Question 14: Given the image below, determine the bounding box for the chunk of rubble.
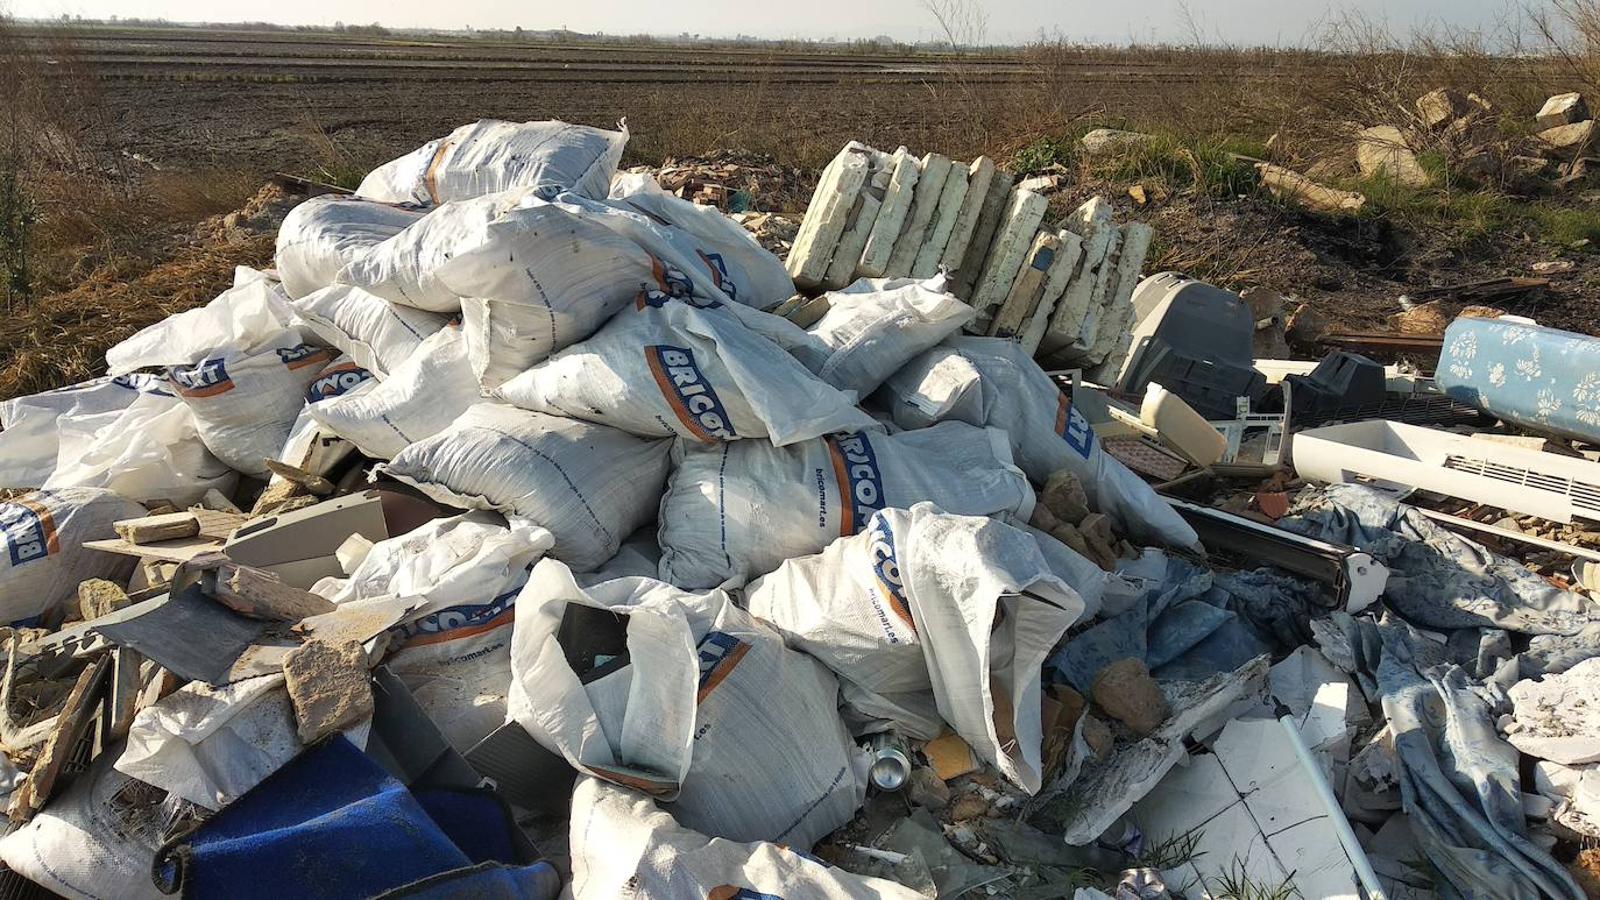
[283,638,373,744]
[1037,655,1269,845]
[1538,92,1591,131]
[1355,126,1429,186]
[1080,128,1157,157]
[1256,163,1367,214]
[1505,657,1600,765]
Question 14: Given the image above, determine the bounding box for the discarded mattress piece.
[1439,314,1600,446]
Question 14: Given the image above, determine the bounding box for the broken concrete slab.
[1417,87,1479,129]
[1086,222,1154,365]
[967,188,1048,331]
[1538,119,1598,158]
[939,157,997,273]
[1256,163,1367,214]
[1538,92,1590,131]
[788,142,873,289]
[1356,125,1430,187]
[206,563,337,622]
[858,150,921,278]
[1017,229,1083,355]
[986,230,1060,340]
[911,161,970,277]
[887,153,954,277]
[1038,197,1115,356]
[283,638,373,744]
[1041,655,1269,845]
[1506,657,1600,765]
[820,191,881,290]
[951,170,1015,299]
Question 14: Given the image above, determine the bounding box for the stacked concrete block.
[967,189,1049,331]
[786,142,874,290]
[790,140,1156,372]
[951,170,1016,298]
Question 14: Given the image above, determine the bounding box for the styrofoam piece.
[1018,230,1083,355]
[939,157,997,274]
[951,171,1016,299]
[857,150,921,278]
[967,189,1048,330]
[911,163,971,277]
[987,231,1061,340]
[886,153,954,277]
[1039,197,1116,355]
[787,143,872,289]
[1293,419,1600,523]
[820,192,882,290]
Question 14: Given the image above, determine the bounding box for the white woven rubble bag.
[336,189,526,313]
[291,284,449,377]
[745,503,1086,792]
[604,172,795,309]
[103,267,336,478]
[355,118,628,206]
[308,325,479,461]
[494,295,874,445]
[378,403,671,571]
[167,338,338,478]
[0,373,172,489]
[104,267,294,376]
[274,194,424,300]
[881,336,1202,551]
[658,421,1035,590]
[272,354,376,476]
[0,751,171,900]
[806,276,975,397]
[315,513,554,751]
[116,673,372,811]
[0,488,146,624]
[568,778,923,900]
[43,389,237,506]
[509,560,868,848]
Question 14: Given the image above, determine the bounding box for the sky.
[7,0,1522,46]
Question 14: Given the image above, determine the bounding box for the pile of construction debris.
[0,118,1594,900]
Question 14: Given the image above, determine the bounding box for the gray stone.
[1538,92,1590,131]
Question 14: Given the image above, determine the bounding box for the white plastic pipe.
[1278,714,1388,900]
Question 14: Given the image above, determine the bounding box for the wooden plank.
[9,654,109,823]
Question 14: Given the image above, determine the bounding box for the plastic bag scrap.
[608,172,795,310]
[508,559,868,849]
[494,295,875,445]
[1282,482,1600,635]
[0,487,147,624]
[274,194,424,300]
[568,777,922,900]
[291,284,450,378]
[317,514,555,750]
[658,421,1036,589]
[355,118,628,207]
[116,673,372,811]
[273,353,375,476]
[805,276,975,398]
[308,325,479,461]
[42,391,237,506]
[0,373,171,489]
[0,748,173,900]
[880,336,1201,551]
[378,403,671,572]
[745,503,1088,792]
